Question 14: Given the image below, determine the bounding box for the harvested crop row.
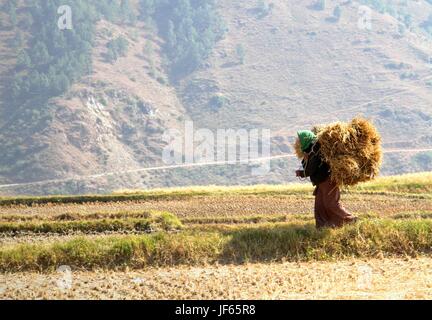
[2,219,432,272]
[3,212,432,248]
[0,186,311,207]
[3,210,432,225]
[0,212,182,234]
[0,211,155,222]
[0,232,148,247]
[1,193,430,220]
[1,172,430,207]
[0,212,301,224]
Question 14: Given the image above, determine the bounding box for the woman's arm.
[303,153,320,177]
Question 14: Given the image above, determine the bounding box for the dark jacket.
[301,142,330,186]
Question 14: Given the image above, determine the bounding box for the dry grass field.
[3,257,432,300]
[1,172,432,299]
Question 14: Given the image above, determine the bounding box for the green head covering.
[297,130,317,152]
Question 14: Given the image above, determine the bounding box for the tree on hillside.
[54,73,71,94]
[413,152,432,171]
[167,20,177,49]
[143,0,226,78]
[403,14,412,28]
[12,31,24,48]
[17,50,31,69]
[421,14,432,35]
[310,0,326,11]
[106,36,129,63]
[256,0,273,18]
[140,0,156,18]
[97,0,120,21]
[333,6,341,21]
[236,44,245,64]
[31,41,50,66]
[10,0,122,103]
[120,0,136,25]
[8,3,17,27]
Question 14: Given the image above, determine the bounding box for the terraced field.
[3,257,432,300]
[1,173,432,299]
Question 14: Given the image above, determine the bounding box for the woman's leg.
[314,184,329,228]
[321,178,357,227]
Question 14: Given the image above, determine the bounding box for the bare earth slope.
[182,0,432,143]
[1,1,432,194]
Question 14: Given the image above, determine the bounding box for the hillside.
[0,0,432,195]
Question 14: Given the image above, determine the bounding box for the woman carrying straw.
[295,130,357,229]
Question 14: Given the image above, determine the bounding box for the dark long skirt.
[313,178,357,228]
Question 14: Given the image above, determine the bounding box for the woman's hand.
[296,170,305,178]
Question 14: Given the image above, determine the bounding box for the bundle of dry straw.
[296,117,383,187]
